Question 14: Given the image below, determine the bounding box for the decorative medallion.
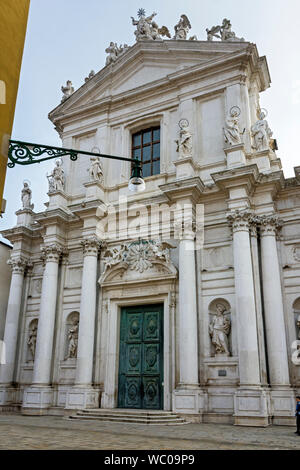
[129,347,139,368]
[146,346,157,368]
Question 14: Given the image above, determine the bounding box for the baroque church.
[1,11,300,426]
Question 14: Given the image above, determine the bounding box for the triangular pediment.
[49,39,255,121]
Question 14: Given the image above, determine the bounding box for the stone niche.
[204,298,238,386]
[58,311,79,384]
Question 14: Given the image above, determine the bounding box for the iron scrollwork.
[8,140,78,168]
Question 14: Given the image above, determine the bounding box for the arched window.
[132,126,160,177]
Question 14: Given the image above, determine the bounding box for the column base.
[233,387,271,427]
[0,385,17,405]
[22,386,54,415]
[270,387,296,424]
[65,386,100,410]
[172,386,205,415]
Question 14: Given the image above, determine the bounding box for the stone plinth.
[224,143,246,169]
[22,386,53,414]
[84,180,105,202]
[15,208,34,227]
[234,387,271,427]
[47,190,69,210]
[174,157,197,180]
[173,388,205,416]
[65,387,100,410]
[247,149,271,172]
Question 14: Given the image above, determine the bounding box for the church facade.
[1,12,300,426]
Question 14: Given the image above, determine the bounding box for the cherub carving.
[61,80,74,102]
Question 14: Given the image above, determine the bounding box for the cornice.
[1,225,41,243]
[34,208,78,225]
[211,164,259,193]
[159,176,205,203]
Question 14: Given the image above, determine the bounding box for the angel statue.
[223,107,245,146]
[131,9,170,41]
[206,19,244,42]
[131,9,157,40]
[89,155,103,182]
[150,21,171,40]
[173,14,192,40]
[61,80,74,103]
[251,109,273,152]
[206,25,221,41]
[209,303,231,356]
[21,182,34,210]
[175,119,192,158]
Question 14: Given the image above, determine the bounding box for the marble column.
[228,210,270,426]
[0,257,28,405]
[173,222,201,414]
[65,237,101,409]
[249,220,268,386]
[259,215,294,420]
[22,244,64,412]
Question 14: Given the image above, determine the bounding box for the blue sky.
[2,0,300,234]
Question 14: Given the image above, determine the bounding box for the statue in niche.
[209,303,231,356]
[297,315,300,339]
[67,319,79,359]
[173,14,191,40]
[61,80,74,103]
[47,159,65,192]
[175,119,192,158]
[251,109,273,152]
[89,155,103,182]
[27,323,38,360]
[223,106,245,146]
[131,9,170,41]
[21,182,34,210]
[206,18,244,42]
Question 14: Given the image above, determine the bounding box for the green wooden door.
[118,304,163,410]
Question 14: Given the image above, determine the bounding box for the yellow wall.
[0,0,30,211]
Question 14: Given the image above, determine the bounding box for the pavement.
[0,414,299,450]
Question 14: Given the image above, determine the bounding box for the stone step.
[67,408,188,425]
[77,410,179,419]
[68,414,187,425]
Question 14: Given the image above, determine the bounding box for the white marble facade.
[1,15,300,426]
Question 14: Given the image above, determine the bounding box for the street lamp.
[128,160,145,193]
[7,139,145,193]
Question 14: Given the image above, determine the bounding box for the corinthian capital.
[259,214,283,237]
[7,256,28,274]
[41,243,66,263]
[81,236,102,257]
[227,209,252,232]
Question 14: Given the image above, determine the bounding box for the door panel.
[118,304,163,409]
[125,377,142,408]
